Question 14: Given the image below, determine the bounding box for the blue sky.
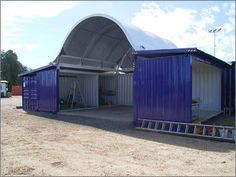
[1,1,235,69]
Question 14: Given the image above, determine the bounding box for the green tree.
[0,50,30,90]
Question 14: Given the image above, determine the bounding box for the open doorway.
[99,75,118,106]
[59,73,99,111]
[58,71,133,122]
[99,73,133,107]
[192,59,222,122]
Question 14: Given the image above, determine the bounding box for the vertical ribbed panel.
[79,75,98,107]
[99,74,133,106]
[192,59,221,111]
[99,75,117,105]
[22,75,38,111]
[222,62,235,110]
[118,73,133,105]
[59,74,98,107]
[37,69,58,113]
[22,77,29,110]
[133,55,192,124]
[59,76,76,101]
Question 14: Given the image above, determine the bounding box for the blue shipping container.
[22,68,58,113]
[22,75,38,111]
[37,69,58,113]
[133,54,192,125]
[222,61,235,113]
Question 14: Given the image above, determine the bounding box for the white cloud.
[24,43,41,52]
[226,2,235,16]
[223,3,228,9]
[131,2,235,62]
[223,23,234,33]
[1,1,79,52]
[1,1,79,22]
[1,27,24,41]
[1,43,41,52]
[211,5,220,13]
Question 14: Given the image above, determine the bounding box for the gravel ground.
[1,96,235,176]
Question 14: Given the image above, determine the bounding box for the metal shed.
[132,48,229,126]
[19,14,230,126]
[19,14,175,114]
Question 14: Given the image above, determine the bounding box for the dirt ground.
[1,96,235,176]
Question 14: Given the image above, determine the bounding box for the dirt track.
[1,96,235,176]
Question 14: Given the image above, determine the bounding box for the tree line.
[1,50,30,91]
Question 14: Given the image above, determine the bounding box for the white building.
[0,80,9,97]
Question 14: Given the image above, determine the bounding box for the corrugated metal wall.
[222,61,235,111]
[118,73,133,105]
[22,68,58,113]
[133,55,192,124]
[12,85,22,96]
[22,76,30,111]
[80,75,98,107]
[59,74,98,107]
[59,76,77,101]
[22,75,38,111]
[99,75,117,105]
[99,74,133,106]
[192,59,222,111]
[37,69,58,113]
[59,74,132,108]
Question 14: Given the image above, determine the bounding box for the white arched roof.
[57,14,176,70]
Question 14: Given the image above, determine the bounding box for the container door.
[29,76,38,111]
[133,54,192,124]
[37,69,58,113]
[22,75,38,111]
[22,76,30,111]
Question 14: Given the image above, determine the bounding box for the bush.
[7,92,12,97]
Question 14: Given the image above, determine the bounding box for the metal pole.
[214,32,216,56]
[209,28,222,56]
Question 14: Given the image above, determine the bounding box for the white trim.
[60,54,117,66]
[60,69,100,75]
[58,63,133,72]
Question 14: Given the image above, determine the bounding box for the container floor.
[194,110,223,123]
[58,105,133,122]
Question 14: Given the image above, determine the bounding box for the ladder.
[136,119,235,142]
[67,81,85,109]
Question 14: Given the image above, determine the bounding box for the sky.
[1,1,235,69]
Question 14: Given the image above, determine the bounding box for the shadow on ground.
[26,111,235,153]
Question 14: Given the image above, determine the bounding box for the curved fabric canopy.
[57,14,176,70]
